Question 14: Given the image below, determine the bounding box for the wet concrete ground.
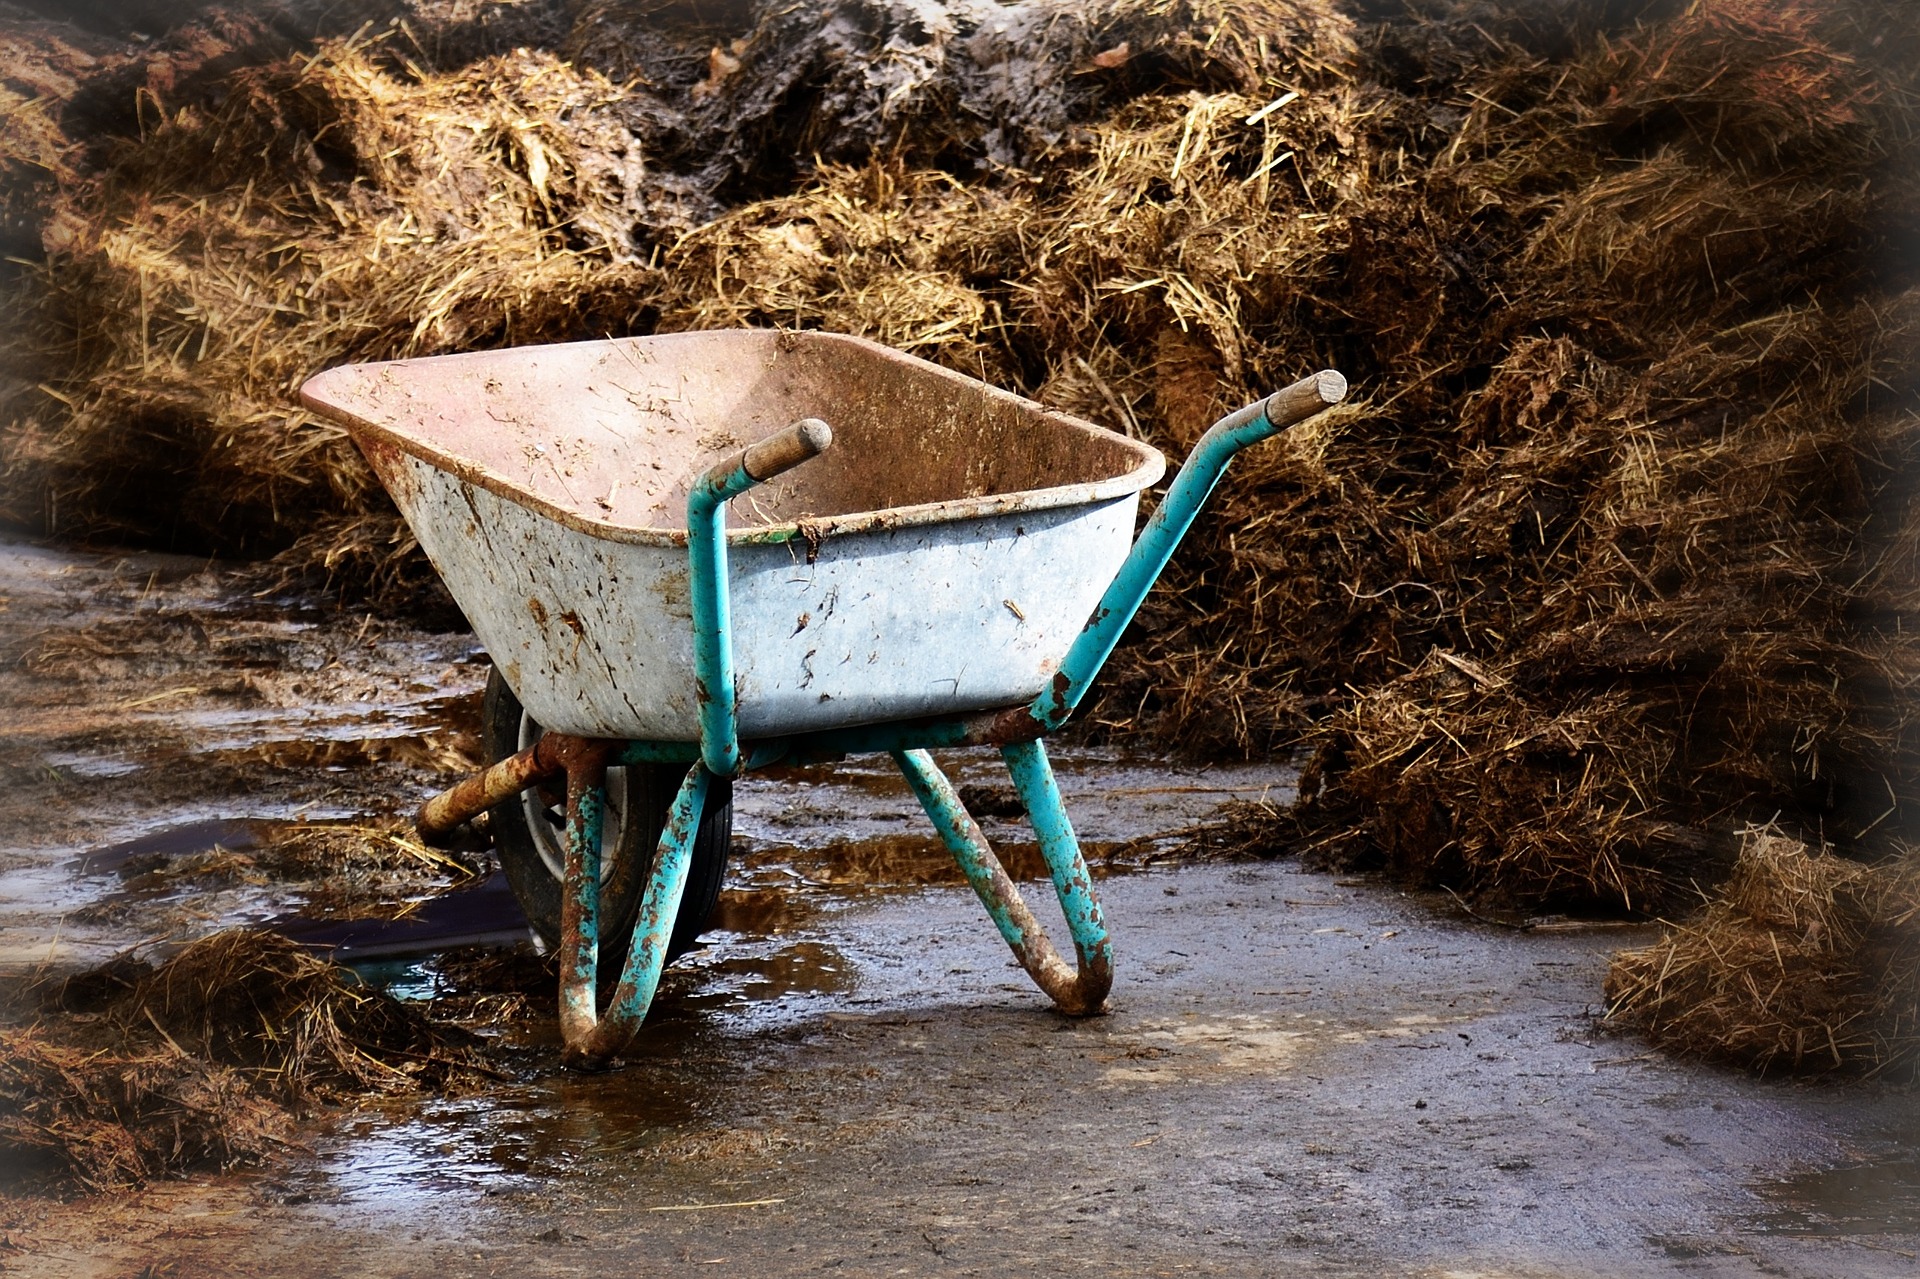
[1,538,1915,1276]
[253,870,1919,1279]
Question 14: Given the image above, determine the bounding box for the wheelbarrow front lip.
[299,330,1167,549]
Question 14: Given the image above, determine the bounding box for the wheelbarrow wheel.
[482,669,732,974]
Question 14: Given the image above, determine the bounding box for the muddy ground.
[0,535,1914,1278]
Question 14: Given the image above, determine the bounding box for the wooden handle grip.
[1262,369,1347,429]
[741,417,834,481]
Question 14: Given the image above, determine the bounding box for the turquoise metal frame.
[416,372,1347,1066]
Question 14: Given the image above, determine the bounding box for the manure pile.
[1,0,1916,1076]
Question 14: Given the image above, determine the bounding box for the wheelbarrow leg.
[893,744,1112,1016]
[558,758,712,1067]
[556,756,608,1048]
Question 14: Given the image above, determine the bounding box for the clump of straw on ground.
[1607,828,1920,1078]
[0,931,486,1191]
[91,819,483,918]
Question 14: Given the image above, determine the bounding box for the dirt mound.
[574,0,1355,184]
[0,930,487,1191]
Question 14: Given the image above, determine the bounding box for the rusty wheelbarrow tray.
[301,330,1346,1066]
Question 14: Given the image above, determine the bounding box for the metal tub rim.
[300,329,1167,549]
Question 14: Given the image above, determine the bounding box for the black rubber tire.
[482,668,731,972]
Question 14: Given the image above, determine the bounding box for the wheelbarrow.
[300,330,1346,1066]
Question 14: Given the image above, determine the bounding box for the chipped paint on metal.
[564,764,712,1067]
[303,329,1161,742]
[383,459,1138,742]
[557,749,609,1048]
[893,746,1110,1017]
[415,729,591,843]
[688,456,754,777]
[598,766,709,1028]
[1003,738,1111,987]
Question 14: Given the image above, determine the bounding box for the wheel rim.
[516,711,629,882]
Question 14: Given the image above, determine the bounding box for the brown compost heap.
[1,0,1916,1077]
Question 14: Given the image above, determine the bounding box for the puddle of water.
[707,884,827,935]
[312,966,847,1214]
[74,817,268,876]
[321,1065,748,1212]
[322,1102,549,1209]
[754,758,912,799]
[348,957,447,1002]
[1748,1149,1920,1237]
[40,751,144,779]
[271,870,532,961]
[672,939,856,1014]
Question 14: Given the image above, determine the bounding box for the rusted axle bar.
[415,732,613,845]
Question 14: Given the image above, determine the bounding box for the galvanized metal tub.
[301,329,1166,741]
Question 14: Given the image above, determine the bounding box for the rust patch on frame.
[415,730,615,845]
